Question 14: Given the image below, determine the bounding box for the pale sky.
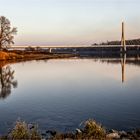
[0,0,140,46]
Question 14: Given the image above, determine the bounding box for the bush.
[9,120,41,140]
[83,119,106,139]
[51,119,106,140]
[0,119,107,140]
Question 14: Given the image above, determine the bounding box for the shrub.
[51,119,106,140]
[9,120,41,140]
[10,121,29,139]
[83,119,106,139]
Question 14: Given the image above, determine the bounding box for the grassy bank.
[0,119,140,140]
[0,51,22,60]
[0,120,106,140]
[0,51,75,62]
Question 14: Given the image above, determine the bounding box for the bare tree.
[0,16,17,50]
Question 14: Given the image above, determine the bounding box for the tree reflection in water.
[0,65,17,99]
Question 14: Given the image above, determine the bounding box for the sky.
[0,0,140,46]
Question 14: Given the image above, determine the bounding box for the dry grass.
[52,119,106,140]
[0,119,107,140]
[83,119,106,139]
[0,51,74,62]
[0,51,22,60]
[9,120,41,140]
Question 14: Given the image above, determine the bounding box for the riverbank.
[1,45,140,62]
[0,51,75,62]
[0,119,140,140]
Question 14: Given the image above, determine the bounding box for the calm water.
[0,58,140,134]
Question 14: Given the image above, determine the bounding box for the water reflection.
[120,54,140,83]
[0,58,140,134]
[0,64,17,100]
[96,55,140,83]
[121,54,126,83]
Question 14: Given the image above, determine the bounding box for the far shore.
[0,50,76,62]
[0,45,139,67]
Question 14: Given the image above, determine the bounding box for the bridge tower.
[121,22,126,52]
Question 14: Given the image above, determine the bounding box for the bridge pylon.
[121,22,126,52]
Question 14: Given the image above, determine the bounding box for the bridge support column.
[121,22,126,52]
[48,48,52,53]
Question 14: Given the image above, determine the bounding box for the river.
[0,58,140,134]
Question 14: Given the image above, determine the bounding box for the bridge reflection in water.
[0,55,139,100]
[120,54,140,83]
[90,54,140,83]
[121,54,126,83]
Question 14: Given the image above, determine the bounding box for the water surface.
[0,58,140,134]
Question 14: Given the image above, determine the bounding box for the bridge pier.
[48,48,52,53]
[121,22,126,52]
